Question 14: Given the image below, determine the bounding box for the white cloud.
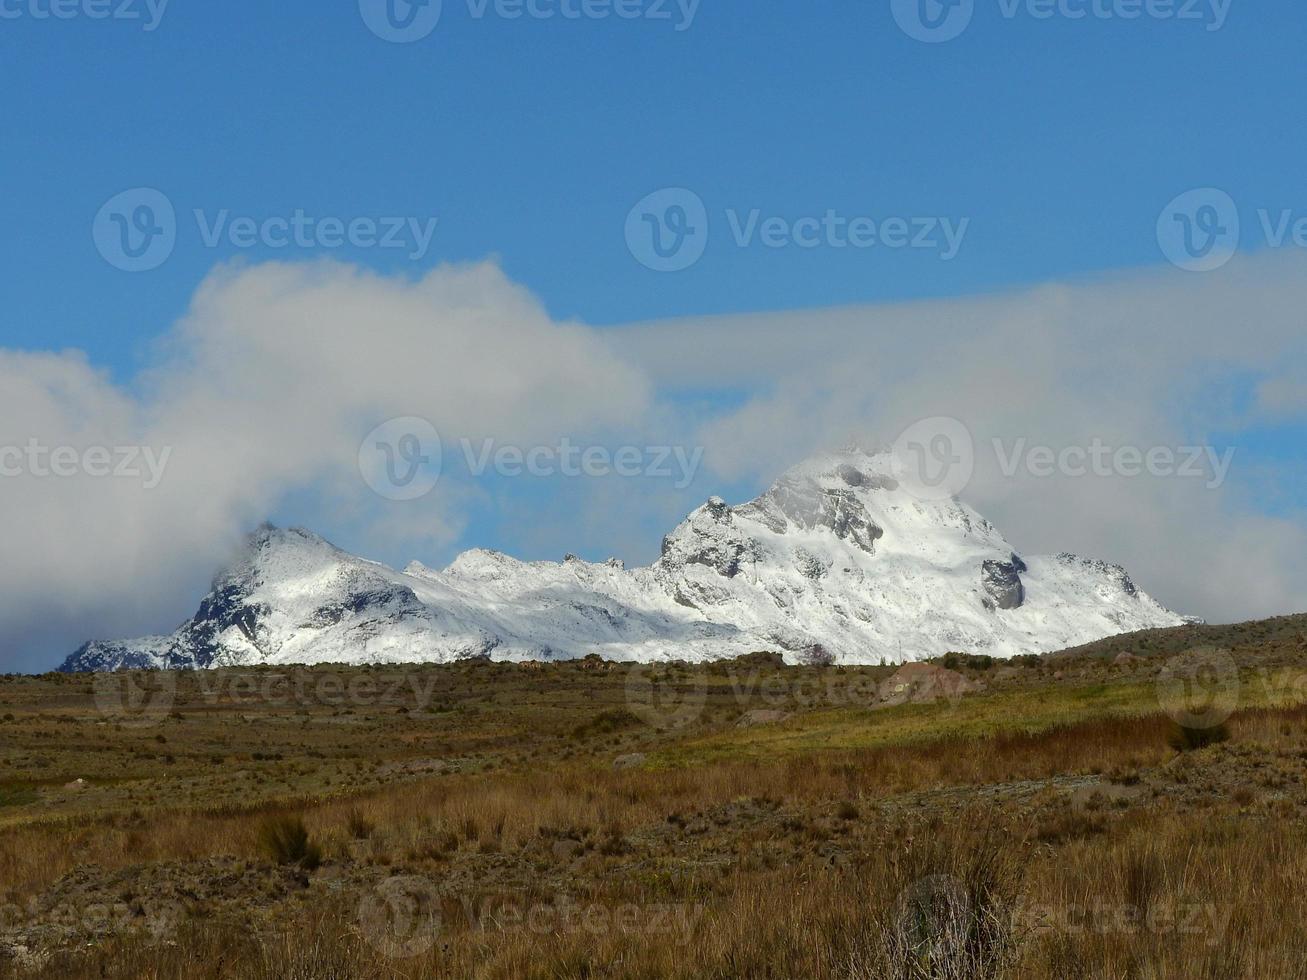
[0,260,649,670]
[3,252,1306,669]
[613,251,1307,624]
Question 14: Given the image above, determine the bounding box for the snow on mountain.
[61,449,1188,672]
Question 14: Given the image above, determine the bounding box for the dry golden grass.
[1,617,1306,977]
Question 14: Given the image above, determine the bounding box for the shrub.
[257,814,322,869]
[1166,720,1230,752]
[571,708,641,740]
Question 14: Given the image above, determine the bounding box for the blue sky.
[2,1,1307,668]
[5,0,1305,371]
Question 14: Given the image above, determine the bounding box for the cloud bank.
[2,253,1305,669]
[0,261,648,670]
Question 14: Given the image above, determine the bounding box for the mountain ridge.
[61,449,1190,672]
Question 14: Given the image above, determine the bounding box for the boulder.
[736,709,792,728]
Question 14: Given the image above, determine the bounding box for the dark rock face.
[738,479,885,554]
[981,556,1027,611]
[837,463,899,492]
[660,497,760,579]
[179,583,269,665]
[304,581,425,630]
[64,639,168,672]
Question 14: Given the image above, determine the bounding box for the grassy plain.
[1,614,1306,977]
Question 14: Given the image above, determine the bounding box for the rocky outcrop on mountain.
[981,556,1027,611]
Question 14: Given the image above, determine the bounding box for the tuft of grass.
[257,813,322,870]
[875,819,1022,980]
[344,808,374,840]
[1167,720,1230,752]
[0,783,38,808]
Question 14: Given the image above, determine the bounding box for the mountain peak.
[62,453,1189,672]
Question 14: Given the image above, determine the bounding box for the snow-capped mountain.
[61,449,1188,671]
